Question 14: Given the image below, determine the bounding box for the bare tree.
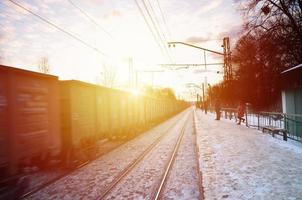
[97,63,117,88]
[240,0,302,66]
[38,57,50,74]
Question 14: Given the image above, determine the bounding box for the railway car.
[136,96,146,129]
[59,80,98,163]
[96,86,111,139]
[118,90,130,138]
[126,95,134,135]
[60,81,138,163]
[145,98,153,124]
[107,90,121,138]
[0,65,60,176]
[125,94,135,137]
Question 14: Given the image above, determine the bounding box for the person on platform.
[204,100,208,114]
[237,102,245,125]
[215,99,221,120]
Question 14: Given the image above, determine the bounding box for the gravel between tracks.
[103,112,190,200]
[160,112,202,200]
[26,110,189,200]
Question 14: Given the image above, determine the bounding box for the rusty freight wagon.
[0,65,60,176]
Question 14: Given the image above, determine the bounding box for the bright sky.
[0,0,244,100]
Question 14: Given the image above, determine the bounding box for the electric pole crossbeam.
[159,63,223,67]
[167,38,233,82]
[168,41,224,56]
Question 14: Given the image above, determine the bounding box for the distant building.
[281,63,302,139]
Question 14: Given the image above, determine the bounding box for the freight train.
[0,65,188,177]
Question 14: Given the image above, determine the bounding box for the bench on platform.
[262,126,288,141]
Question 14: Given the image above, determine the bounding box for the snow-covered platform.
[194,109,302,200]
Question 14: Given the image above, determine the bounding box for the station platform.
[195,109,302,199]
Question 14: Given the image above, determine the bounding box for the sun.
[130,89,140,96]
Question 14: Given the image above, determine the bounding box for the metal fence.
[220,108,302,142]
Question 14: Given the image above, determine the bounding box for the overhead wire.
[139,0,173,62]
[145,0,175,63]
[6,0,176,65]
[68,0,172,63]
[134,0,168,59]
[141,0,170,57]
[155,0,172,40]
[145,0,167,41]
[67,0,115,40]
[6,0,108,57]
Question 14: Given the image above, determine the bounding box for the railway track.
[98,109,203,200]
[24,109,190,200]
[151,113,189,200]
[152,109,204,200]
[97,111,190,200]
[151,112,189,200]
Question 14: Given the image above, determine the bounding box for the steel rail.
[96,110,190,200]
[151,112,191,200]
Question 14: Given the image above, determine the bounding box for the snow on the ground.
[162,111,201,200]
[195,109,302,200]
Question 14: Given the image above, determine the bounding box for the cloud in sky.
[0,26,15,42]
[185,36,211,44]
[86,0,104,5]
[4,0,39,15]
[103,10,123,20]
[218,25,243,47]
[198,0,223,14]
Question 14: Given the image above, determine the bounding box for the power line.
[67,0,114,40]
[145,0,167,41]
[7,0,107,57]
[139,0,173,62]
[141,0,170,52]
[134,0,167,59]
[145,0,175,63]
[155,0,171,40]
[145,0,174,62]
[159,63,224,67]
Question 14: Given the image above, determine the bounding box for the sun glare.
[131,89,140,96]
